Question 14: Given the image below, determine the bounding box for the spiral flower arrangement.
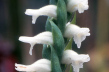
[15,0,90,72]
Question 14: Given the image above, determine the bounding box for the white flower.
[64,23,90,48]
[25,5,57,24]
[15,59,51,72]
[19,31,53,55]
[67,0,89,13]
[62,50,90,72]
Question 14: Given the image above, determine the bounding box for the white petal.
[25,9,38,15]
[71,55,90,72]
[15,63,31,71]
[64,24,80,38]
[32,15,39,24]
[15,59,51,72]
[71,63,80,72]
[73,28,90,48]
[19,36,34,43]
[34,36,53,45]
[61,50,78,64]
[77,54,90,62]
[73,34,82,48]
[29,43,35,55]
[35,31,52,37]
[25,5,57,24]
[33,59,51,65]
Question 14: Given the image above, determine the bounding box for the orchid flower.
[25,5,57,24]
[15,59,51,72]
[67,0,89,13]
[19,31,53,55]
[64,22,90,48]
[62,50,90,72]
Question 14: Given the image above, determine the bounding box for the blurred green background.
[0,0,109,72]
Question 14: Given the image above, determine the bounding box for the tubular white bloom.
[64,23,90,48]
[67,0,89,13]
[15,59,51,72]
[19,31,53,55]
[62,50,90,72]
[25,5,57,24]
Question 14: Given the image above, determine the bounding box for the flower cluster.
[15,0,90,72]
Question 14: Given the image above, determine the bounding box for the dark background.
[0,0,109,72]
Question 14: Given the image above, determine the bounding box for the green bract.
[50,20,65,61]
[57,0,67,35]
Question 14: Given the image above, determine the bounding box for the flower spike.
[64,22,90,48]
[67,0,89,13]
[19,31,53,55]
[15,59,51,72]
[25,5,57,24]
[62,50,90,72]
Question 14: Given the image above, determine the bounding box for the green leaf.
[50,45,62,72]
[57,0,67,35]
[65,38,73,50]
[50,20,65,62]
[71,13,76,24]
[42,44,51,60]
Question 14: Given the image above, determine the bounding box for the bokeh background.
[0,0,109,72]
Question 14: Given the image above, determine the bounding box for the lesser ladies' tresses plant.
[19,31,53,55]
[25,5,57,24]
[16,0,90,72]
[62,50,90,72]
[64,22,90,48]
[15,59,51,72]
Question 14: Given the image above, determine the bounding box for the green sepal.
[42,44,51,60]
[65,38,73,50]
[71,12,76,24]
[57,0,67,35]
[50,45,62,72]
[50,20,65,62]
